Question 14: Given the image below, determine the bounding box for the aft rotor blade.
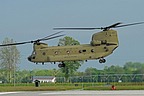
[53,23,122,30]
[115,22,144,28]
[53,27,102,30]
[54,22,144,31]
[106,22,122,28]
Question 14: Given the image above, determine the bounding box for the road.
[0,90,144,96]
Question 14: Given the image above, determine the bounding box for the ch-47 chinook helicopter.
[0,22,143,68]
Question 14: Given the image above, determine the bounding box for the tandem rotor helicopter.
[0,22,144,68]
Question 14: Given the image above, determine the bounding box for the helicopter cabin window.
[82,50,86,52]
[42,52,46,55]
[91,49,94,53]
[55,51,58,55]
[79,50,82,53]
[67,50,70,54]
[79,50,87,53]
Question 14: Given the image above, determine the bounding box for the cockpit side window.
[32,50,36,55]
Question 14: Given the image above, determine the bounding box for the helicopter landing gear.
[58,63,65,68]
[99,58,106,63]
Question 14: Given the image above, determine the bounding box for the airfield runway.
[0,90,144,96]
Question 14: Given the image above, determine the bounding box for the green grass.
[0,86,82,92]
[0,83,81,92]
[84,85,144,90]
[0,82,144,92]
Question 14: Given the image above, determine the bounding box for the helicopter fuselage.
[28,30,119,64]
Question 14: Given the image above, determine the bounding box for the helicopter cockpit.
[28,42,48,62]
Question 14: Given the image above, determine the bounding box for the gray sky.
[0,0,144,71]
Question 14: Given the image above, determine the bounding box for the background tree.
[58,36,83,82]
[84,67,99,76]
[124,62,144,74]
[0,37,20,83]
[104,65,125,74]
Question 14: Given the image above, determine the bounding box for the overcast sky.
[0,0,144,71]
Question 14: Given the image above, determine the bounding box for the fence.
[56,74,144,83]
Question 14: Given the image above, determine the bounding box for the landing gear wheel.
[99,58,106,63]
[99,59,103,63]
[102,59,106,63]
[58,63,65,68]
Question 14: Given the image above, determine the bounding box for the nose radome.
[27,56,32,61]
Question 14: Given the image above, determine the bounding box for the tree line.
[0,62,144,83]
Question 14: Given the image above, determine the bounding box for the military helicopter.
[0,22,143,68]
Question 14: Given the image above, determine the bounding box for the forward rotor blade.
[53,28,102,30]
[0,41,33,46]
[115,22,144,28]
[41,34,65,41]
[41,31,63,40]
[0,32,65,47]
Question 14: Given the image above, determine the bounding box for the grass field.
[0,82,144,92]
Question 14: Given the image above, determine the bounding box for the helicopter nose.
[27,56,32,61]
